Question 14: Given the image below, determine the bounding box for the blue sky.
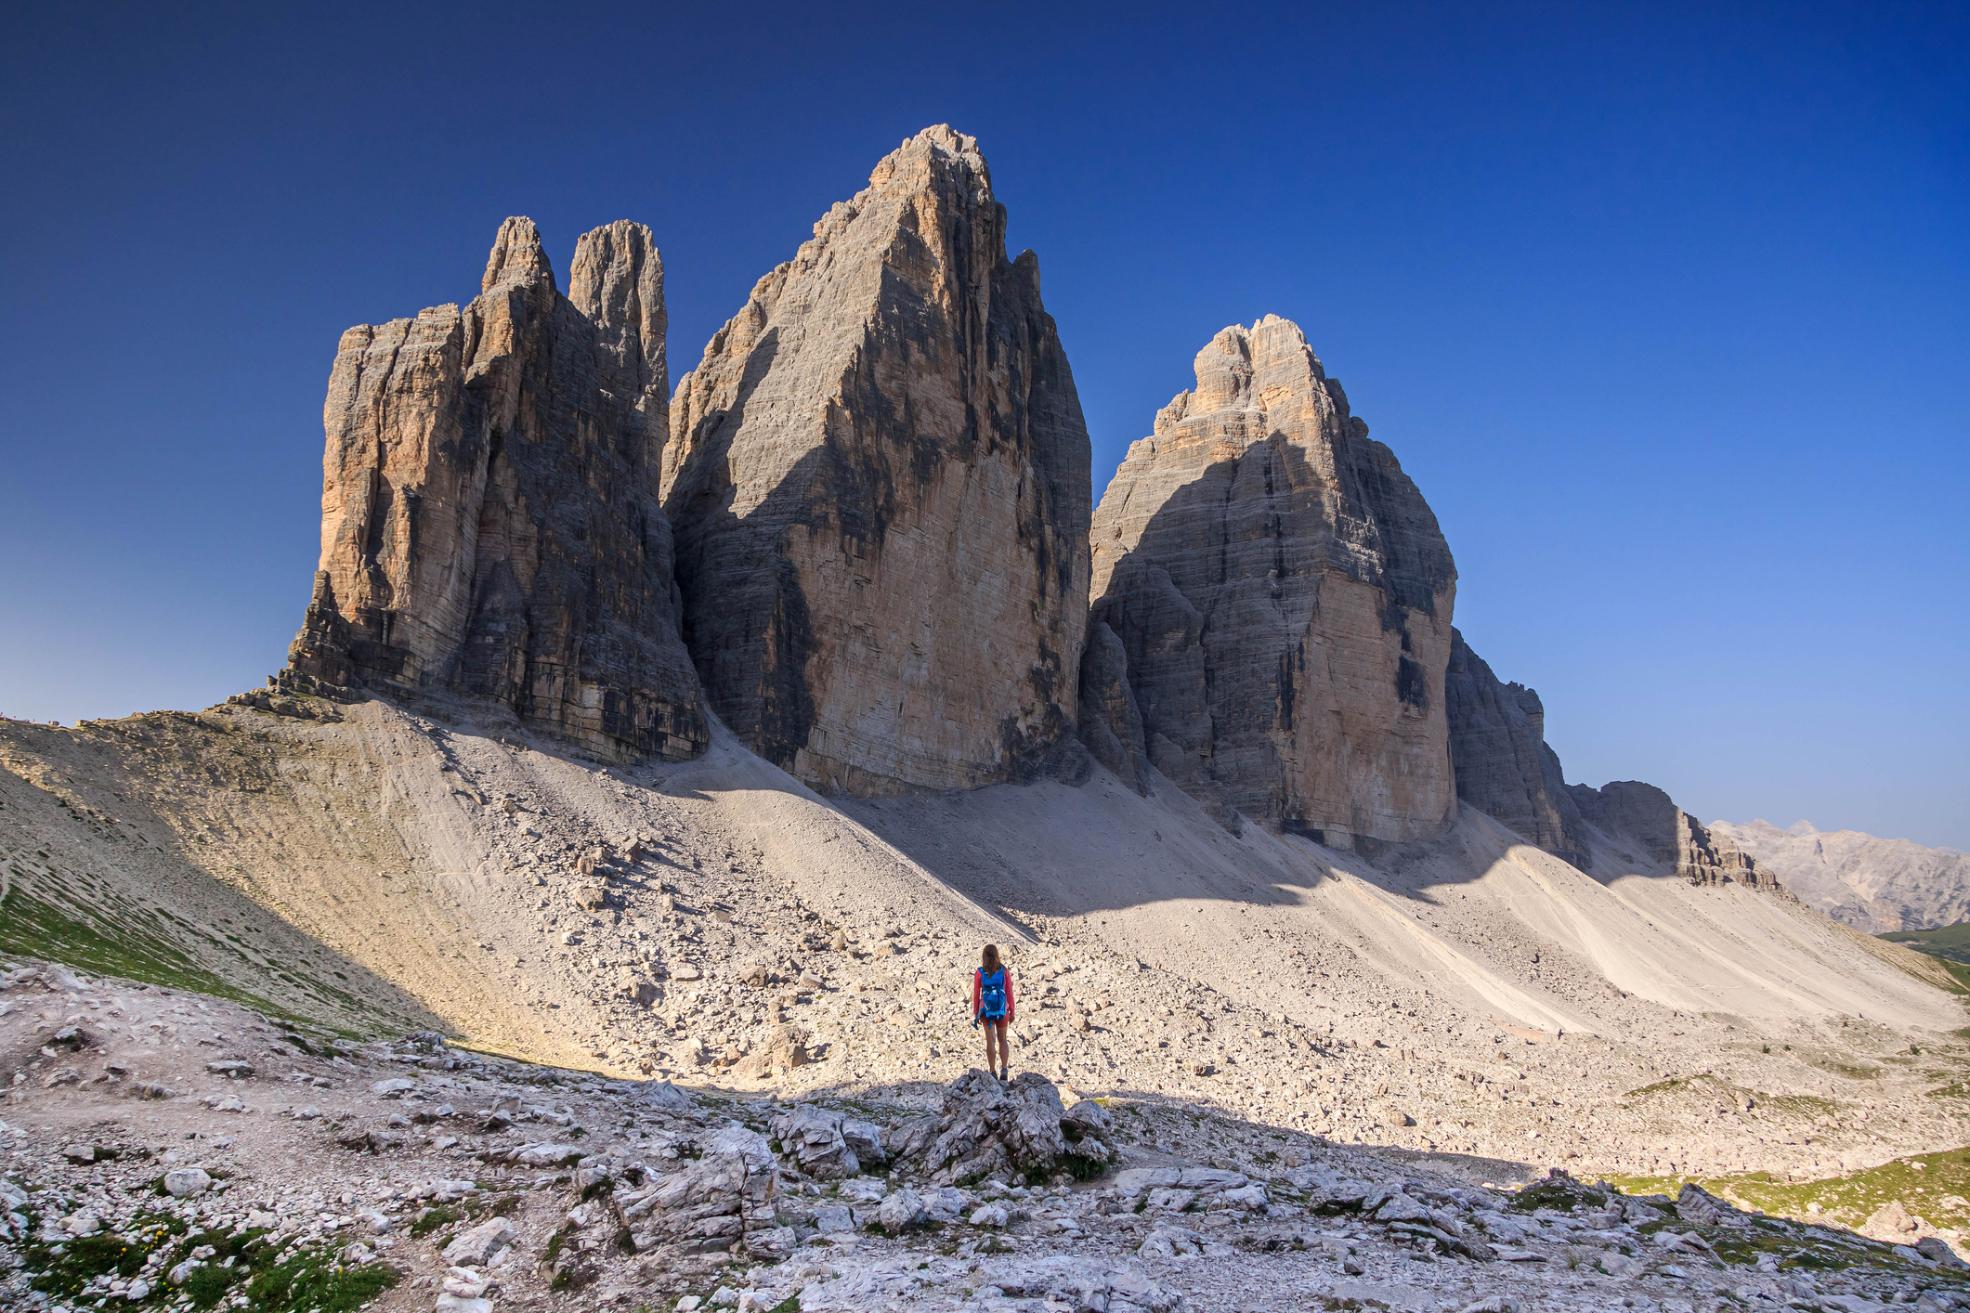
[2,2,1965,846]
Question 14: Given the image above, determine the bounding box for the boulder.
[162,1167,212,1198]
[1674,1183,1750,1229]
[1916,1236,1966,1268]
[1863,1198,1920,1238]
[887,1070,1113,1184]
[875,1187,930,1232]
[617,1124,781,1253]
[663,125,1092,794]
[769,1104,886,1180]
[1089,315,1457,843]
[1139,1225,1205,1259]
[441,1217,515,1266]
[285,217,706,763]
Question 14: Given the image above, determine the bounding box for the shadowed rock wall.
[285,218,705,762]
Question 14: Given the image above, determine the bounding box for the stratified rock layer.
[1444,629,1590,867]
[1572,781,1782,891]
[1076,620,1150,794]
[285,218,705,762]
[1088,316,1456,843]
[663,126,1092,793]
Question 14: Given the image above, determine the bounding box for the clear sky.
[2,2,1965,847]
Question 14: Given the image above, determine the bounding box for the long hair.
[981,943,1002,974]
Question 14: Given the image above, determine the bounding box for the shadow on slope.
[0,714,442,1036]
[843,761,1964,1038]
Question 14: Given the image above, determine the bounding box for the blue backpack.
[978,968,1008,1020]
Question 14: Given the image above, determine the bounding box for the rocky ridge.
[1440,632,1779,892]
[662,125,1092,795]
[1443,629,1591,869]
[284,217,705,764]
[1087,315,1457,844]
[4,966,1964,1313]
[1571,780,1782,891]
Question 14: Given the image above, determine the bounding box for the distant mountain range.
[1708,819,1970,933]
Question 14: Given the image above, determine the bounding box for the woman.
[970,943,1015,1081]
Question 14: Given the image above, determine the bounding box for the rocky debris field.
[6,698,1965,1197]
[4,966,1967,1313]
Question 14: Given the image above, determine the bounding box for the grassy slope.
[1883,921,1970,967]
[1609,1145,1970,1233]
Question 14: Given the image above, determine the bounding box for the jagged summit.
[568,218,669,451]
[869,123,990,185]
[1085,313,1457,844]
[284,217,705,763]
[480,214,555,291]
[662,125,1091,795]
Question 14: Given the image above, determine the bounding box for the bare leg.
[993,1020,1010,1079]
[981,1019,996,1074]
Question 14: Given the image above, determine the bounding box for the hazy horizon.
[3,3,1965,848]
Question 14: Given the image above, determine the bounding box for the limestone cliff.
[1444,629,1591,867]
[1087,316,1457,843]
[285,218,706,762]
[663,126,1092,794]
[1572,781,1782,891]
[1076,620,1150,794]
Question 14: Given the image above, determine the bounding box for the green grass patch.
[1799,1054,1885,1080]
[19,1210,187,1298]
[0,886,288,1016]
[243,1245,399,1312]
[64,1225,386,1312]
[183,1262,242,1309]
[1883,921,1970,965]
[25,1232,151,1297]
[1620,1073,1839,1118]
[408,1204,461,1238]
[0,882,392,1037]
[1623,1076,1694,1099]
[1608,1145,1970,1233]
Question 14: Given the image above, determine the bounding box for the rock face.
[284,218,706,763]
[1087,315,1456,843]
[1708,819,1970,932]
[1077,620,1151,793]
[662,125,1092,794]
[1571,781,1781,891]
[1444,629,1591,867]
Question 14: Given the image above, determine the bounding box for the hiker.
[970,943,1015,1080]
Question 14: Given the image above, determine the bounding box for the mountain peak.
[481,215,555,293]
[661,127,1089,793]
[1087,318,1455,843]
